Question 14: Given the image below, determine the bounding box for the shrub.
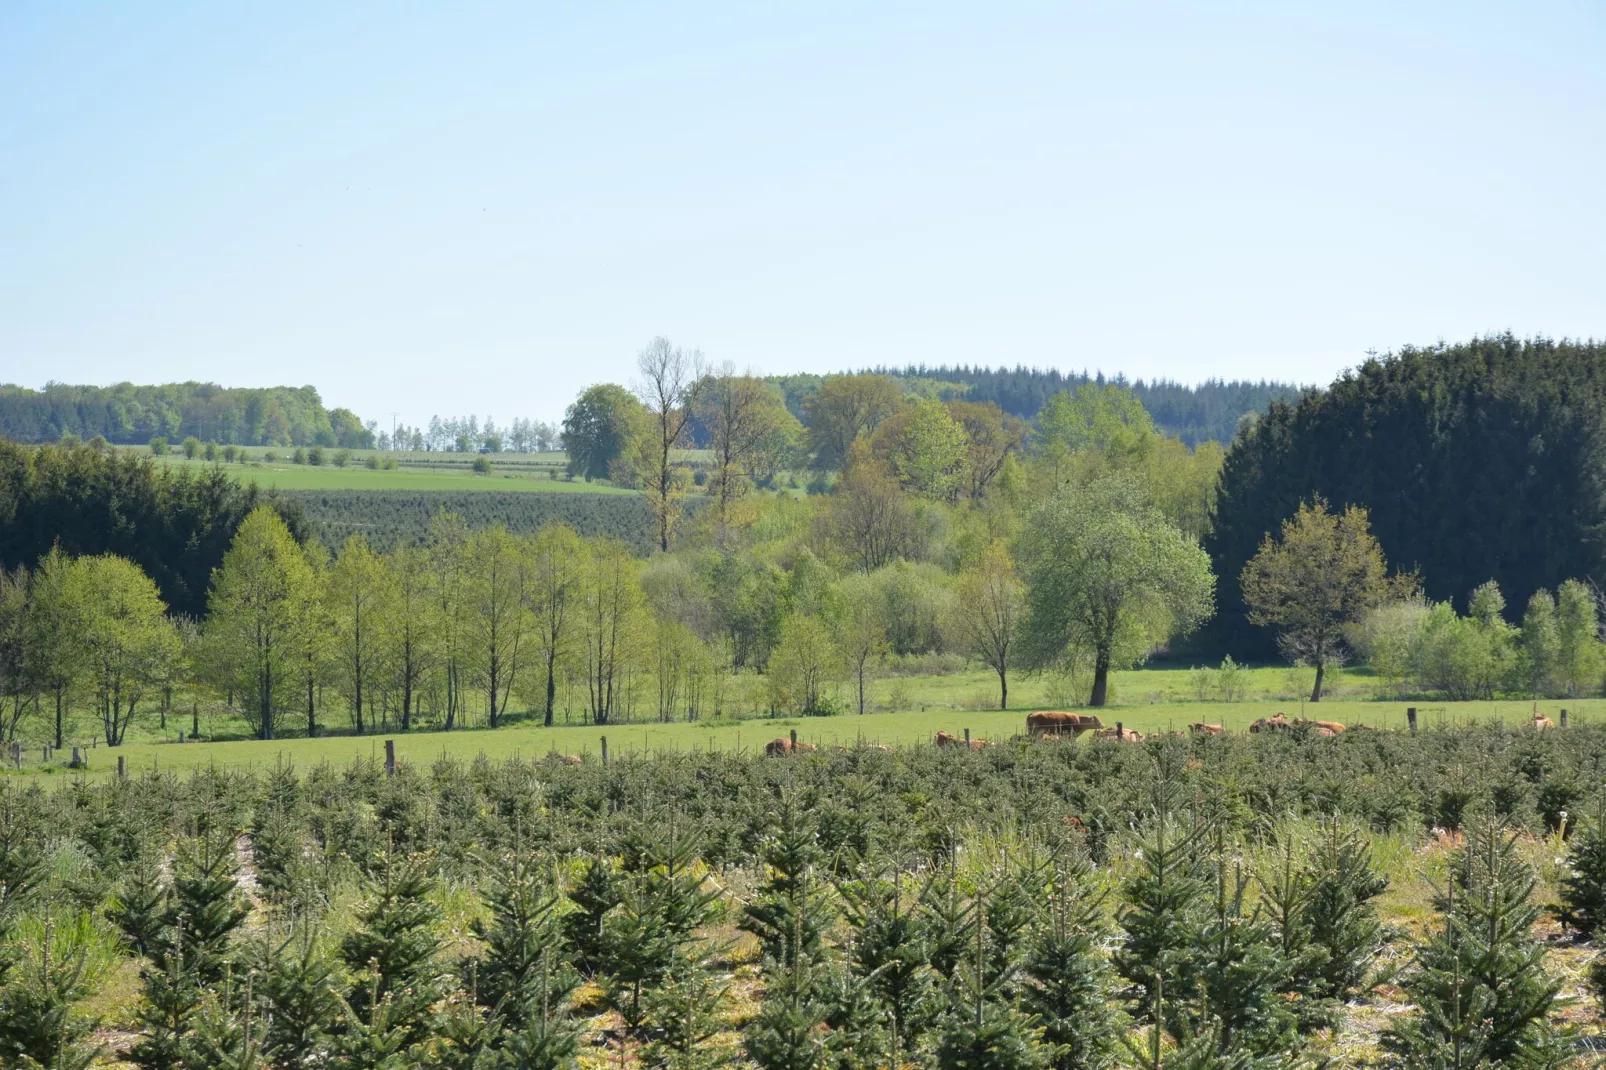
[364,455,381,470]
[181,436,201,459]
[262,450,278,463]
[306,446,324,466]
[472,456,493,474]
[332,450,351,468]
[221,445,238,463]
[148,436,168,456]
[292,448,307,465]
[202,441,217,461]
[1217,655,1245,701]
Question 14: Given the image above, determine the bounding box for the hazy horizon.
[4,2,1602,426]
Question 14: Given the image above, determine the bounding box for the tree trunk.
[858,662,867,715]
[54,686,64,750]
[1310,661,1324,704]
[1089,647,1111,708]
[545,652,557,727]
[307,677,316,738]
[998,667,1008,711]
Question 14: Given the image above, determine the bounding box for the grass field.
[149,455,639,494]
[23,695,1600,785]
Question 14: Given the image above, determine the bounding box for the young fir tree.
[1190,853,1297,1059]
[0,917,103,1070]
[933,885,1047,1070]
[1114,795,1210,1040]
[250,923,342,1067]
[817,955,892,1070]
[563,855,620,974]
[1386,820,1567,1067]
[339,851,447,1051]
[742,797,836,967]
[109,849,169,960]
[600,826,721,1033]
[472,849,577,1027]
[746,954,830,1070]
[182,967,266,1070]
[168,829,253,985]
[640,947,731,1070]
[1120,978,1258,1070]
[1559,800,1606,937]
[838,868,936,1060]
[1301,818,1387,1006]
[130,829,253,1070]
[1021,856,1117,1070]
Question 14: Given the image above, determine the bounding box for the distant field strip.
[282,489,695,552]
[27,699,1598,782]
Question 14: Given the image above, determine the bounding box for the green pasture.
[20,696,1600,785]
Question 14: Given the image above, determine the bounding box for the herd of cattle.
[757,708,1558,756]
[535,710,1562,764]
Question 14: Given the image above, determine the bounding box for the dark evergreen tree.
[640,949,730,1070]
[1114,799,1209,1038]
[933,886,1046,1070]
[1207,335,1606,655]
[563,856,620,974]
[745,958,829,1070]
[838,869,936,1058]
[0,918,102,1070]
[1558,804,1606,937]
[1386,820,1566,1067]
[108,850,169,960]
[339,852,446,1049]
[250,925,342,1068]
[472,849,577,1028]
[1021,857,1116,1070]
[742,797,836,967]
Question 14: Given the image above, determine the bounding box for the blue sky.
[2,1,1602,426]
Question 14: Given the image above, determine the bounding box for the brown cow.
[557,754,583,766]
[1026,711,1104,738]
[1095,725,1144,743]
[1249,713,1290,733]
[765,738,820,756]
[1532,714,1554,731]
[935,731,985,749]
[1295,719,1347,735]
[1188,722,1224,735]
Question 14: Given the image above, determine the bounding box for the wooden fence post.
[117,755,125,779]
[71,746,81,769]
[1560,708,1569,728]
[964,728,971,744]
[790,729,798,748]
[601,736,609,765]
[1407,707,1418,735]
[384,740,396,776]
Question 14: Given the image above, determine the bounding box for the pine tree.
[563,855,620,974]
[109,849,169,959]
[0,917,103,1070]
[1301,818,1387,1005]
[742,797,836,967]
[1559,802,1606,937]
[473,849,577,1027]
[1021,857,1116,1070]
[640,949,730,1070]
[746,957,829,1070]
[1114,797,1209,1039]
[1387,820,1565,1066]
[1190,854,1297,1058]
[169,829,252,984]
[250,924,341,1067]
[599,826,720,1033]
[838,868,936,1059]
[183,969,266,1070]
[817,958,891,1070]
[340,851,447,1050]
[933,886,1046,1070]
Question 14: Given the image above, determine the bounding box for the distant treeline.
[0,381,373,448]
[870,365,1302,445]
[1207,334,1606,654]
[0,439,307,617]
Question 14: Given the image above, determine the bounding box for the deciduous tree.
[1019,478,1214,707]
[947,543,1022,710]
[1240,499,1404,703]
[65,554,179,746]
[204,506,316,740]
[635,338,706,552]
